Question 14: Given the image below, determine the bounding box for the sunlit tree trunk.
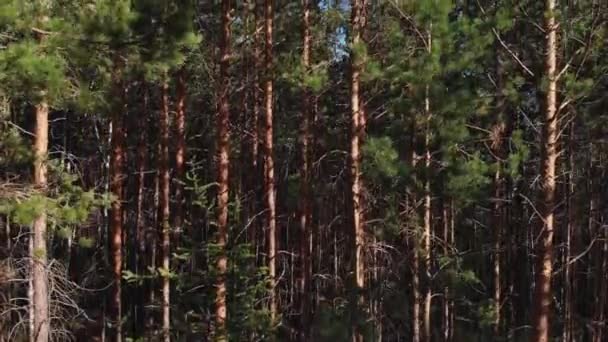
[350,1,366,340]
[263,0,278,322]
[531,1,558,340]
[214,1,232,340]
[32,98,49,342]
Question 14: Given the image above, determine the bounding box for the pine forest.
[1,0,607,341]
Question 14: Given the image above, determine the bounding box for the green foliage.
[362,136,401,180]
[0,163,108,233]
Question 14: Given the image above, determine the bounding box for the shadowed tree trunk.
[109,63,126,342]
[159,79,171,342]
[298,0,313,339]
[214,0,231,339]
[134,86,148,338]
[174,69,186,238]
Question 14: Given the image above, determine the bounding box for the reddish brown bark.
[531,1,558,341]
[263,0,278,322]
[109,68,126,342]
[215,0,231,339]
[134,87,147,337]
[32,99,49,342]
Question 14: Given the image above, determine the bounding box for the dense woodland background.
[0,0,607,341]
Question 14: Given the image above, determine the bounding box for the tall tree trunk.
[159,80,171,342]
[422,90,432,342]
[263,0,278,322]
[492,36,509,335]
[298,0,313,339]
[441,200,450,342]
[109,67,126,342]
[563,121,575,342]
[245,0,261,244]
[410,132,421,342]
[134,88,148,338]
[350,1,365,340]
[32,99,49,342]
[215,0,231,339]
[174,69,187,237]
[531,0,558,340]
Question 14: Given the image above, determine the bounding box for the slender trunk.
[421,22,434,342]
[422,87,432,342]
[594,221,608,342]
[298,0,313,339]
[263,0,278,322]
[246,0,261,244]
[134,89,147,338]
[174,69,186,237]
[215,1,231,339]
[32,99,49,342]
[442,202,450,342]
[563,121,575,342]
[159,80,171,342]
[492,39,508,335]
[492,165,503,335]
[449,202,455,342]
[531,1,558,340]
[350,1,365,340]
[109,68,126,342]
[147,158,160,333]
[410,134,420,342]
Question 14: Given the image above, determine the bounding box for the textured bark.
[109,68,126,342]
[298,0,313,339]
[350,1,365,340]
[32,100,49,342]
[215,0,231,339]
[530,1,558,341]
[159,80,171,342]
[263,0,278,322]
